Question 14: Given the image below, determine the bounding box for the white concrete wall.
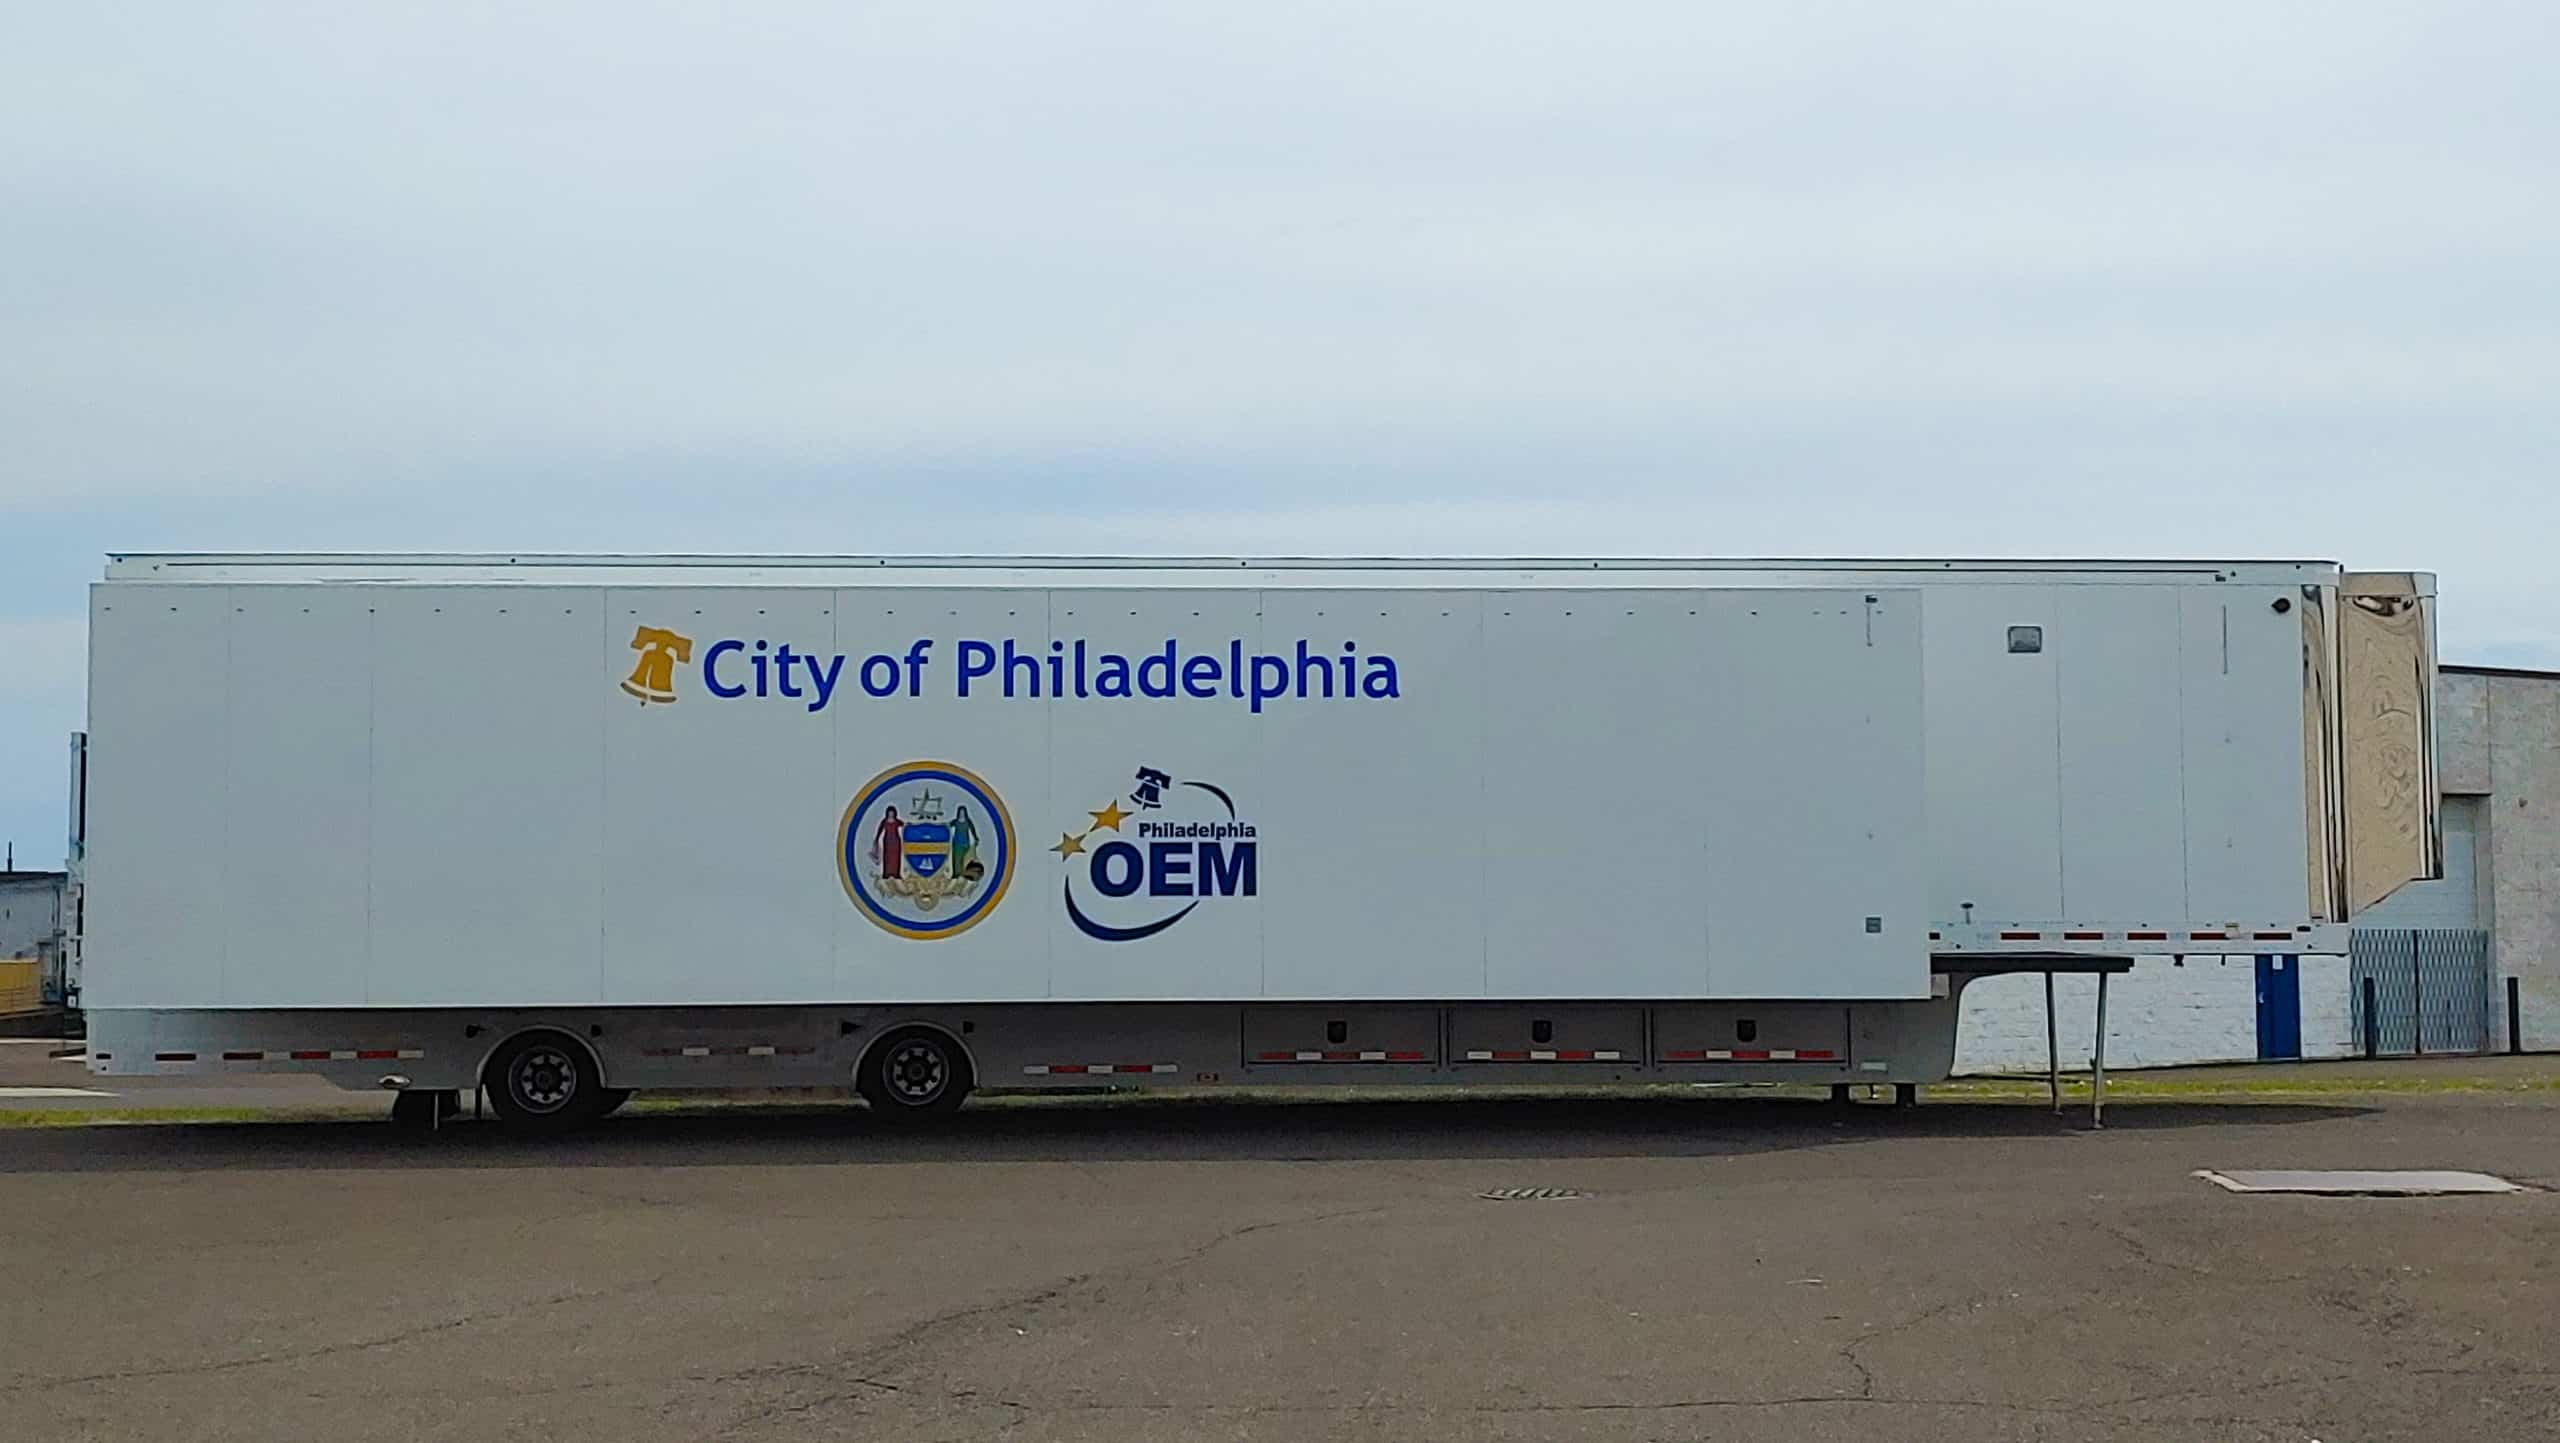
[1955,953,2355,1073]
[2431,669,2560,1051]
[2301,953,2353,1060]
[2463,672,2560,1053]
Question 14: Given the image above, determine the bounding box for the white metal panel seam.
[1255,587,1272,1000]
[365,596,377,1004]
[832,589,845,1001]
[2173,588,2192,921]
[2050,624,2066,917]
[1043,585,1058,1001]
[362,590,377,1004]
[594,587,609,1005]
[1475,590,1490,999]
[1697,601,1714,989]
[220,587,237,1004]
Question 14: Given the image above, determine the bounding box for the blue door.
[2256,954,2302,1059]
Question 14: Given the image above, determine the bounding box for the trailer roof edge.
[102,552,2350,583]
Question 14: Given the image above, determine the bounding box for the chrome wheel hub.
[510,1046,578,1113]
[885,1041,948,1104]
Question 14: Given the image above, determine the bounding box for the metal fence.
[2350,928,2494,1055]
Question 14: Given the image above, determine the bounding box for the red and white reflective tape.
[1948,927,2306,945]
[640,1044,818,1059]
[1251,1049,1429,1064]
[1660,1048,1837,1062]
[160,1048,423,1064]
[1462,1049,1624,1062]
[1022,1063,1179,1076]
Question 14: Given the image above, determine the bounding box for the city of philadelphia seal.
[1052,763,1259,942]
[838,761,1015,940]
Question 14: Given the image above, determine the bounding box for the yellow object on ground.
[0,959,41,1015]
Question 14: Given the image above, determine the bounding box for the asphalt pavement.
[4,1051,2557,1441]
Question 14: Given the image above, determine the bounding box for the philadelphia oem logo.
[1053,763,1259,941]
[838,761,1015,940]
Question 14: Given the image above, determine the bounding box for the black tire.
[596,1088,634,1119]
[858,1028,973,1118]
[484,1031,609,1132]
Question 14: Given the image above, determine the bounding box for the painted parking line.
[0,1086,118,1098]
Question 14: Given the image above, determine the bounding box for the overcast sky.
[3,3,2556,864]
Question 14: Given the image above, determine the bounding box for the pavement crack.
[2,1283,644,1394]
[1834,1293,1980,1403]
[825,1393,2113,1419]
[2099,1219,2214,1277]
[708,1204,1393,1438]
[1838,1346,1875,1400]
[2095,1369,2358,1411]
[861,1201,1389,1361]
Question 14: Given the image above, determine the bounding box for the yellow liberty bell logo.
[621,625,694,704]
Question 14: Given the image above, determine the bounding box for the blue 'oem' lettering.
[1091,841,1144,897]
[1082,840,1259,902]
[1148,841,1193,896]
[1200,841,1257,896]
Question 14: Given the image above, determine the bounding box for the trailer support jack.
[2044,971,2061,1115]
[2090,971,2111,1130]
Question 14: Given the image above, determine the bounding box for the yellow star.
[1088,800,1130,832]
[1051,831,1087,860]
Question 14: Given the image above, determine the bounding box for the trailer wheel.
[859,1028,972,1118]
[596,1088,634,1120]
[484,1031,608,1132]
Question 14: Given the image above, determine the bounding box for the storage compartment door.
[1450,1005,1644,1065]
[1654,1004,1851,1066]
[1242,1005,1439,1066]
[1700,591,1929,999]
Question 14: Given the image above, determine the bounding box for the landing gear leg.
[2045,971,2063,1116]
[2091,971,2111,1130]
[390,1089,460,1130]
[1893,1083,1917,1109]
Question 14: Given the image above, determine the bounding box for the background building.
[1958,664,2558,1071]
[0,868,64,961]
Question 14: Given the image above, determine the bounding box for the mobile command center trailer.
[80,556,2440,1129]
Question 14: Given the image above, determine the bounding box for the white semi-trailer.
[78,555,2439,1129]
